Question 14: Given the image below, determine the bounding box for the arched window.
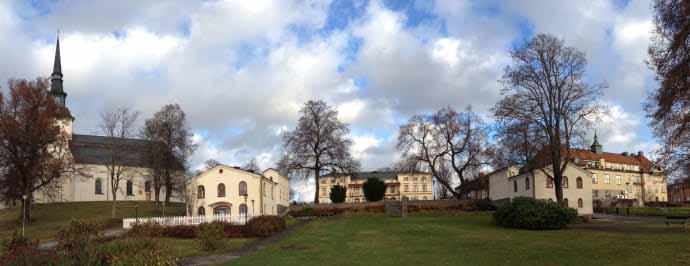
[197,207,205,216]
[218,183,226,197]
[144,181,151,192]
[577,198,583,208]
[239,181,247,196]
[563,198,569,207]
[197,185,205,199]
[563,176,569,188]
[239,204,248,216]
[95,178,103,195]
[513,180,518,192]
[126,180,133,196]
[576,177,583,189]
[547,177,554,188]
[525,177,530,190]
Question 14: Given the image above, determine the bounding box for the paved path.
[178,219,311,266]
[593,213,670,223]
[37,227,126,250]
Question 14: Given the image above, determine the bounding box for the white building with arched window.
[187,165,289,217]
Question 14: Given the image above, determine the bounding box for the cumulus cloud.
[0,0,664,200]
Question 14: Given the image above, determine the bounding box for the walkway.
[37,227,126,250]
[178,219,311,266]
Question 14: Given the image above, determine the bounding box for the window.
[593,190,599,197]
[197,207,205,216]
[321,187,327,196]
[592,174,598,184]
[218,183,226,197]
[576,177,583,189]
[547,177,554,188]
[604,175,611,184]
[413,184,418,192]
[219,168,223,174]
[525,177,530,190]
[563,198,569,207]
[321,179,326,184]
[615,176,621,185]
[144,181,151,193]
[513,180,518,192]
[239,181,247,196]
[239,204,248,216]
[563,176,569,188]
[404,185,409,192]
[422,184,427,192]
[578,198,583,208]
[197,185,205,199]
[355,198,360,203]
[421,177,426,181]
[404,176,409,181]
[126,180,133,196]
[95,178,103,195]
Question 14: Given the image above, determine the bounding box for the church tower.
[50,33,74,137]
[590,130,603,155]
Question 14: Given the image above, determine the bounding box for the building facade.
[668,181,690,204]
[318,171,433,203]
[488,164,594,215]
[187,165,289,217]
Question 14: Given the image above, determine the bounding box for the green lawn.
[0,201,185,242]
[229,213,690,266]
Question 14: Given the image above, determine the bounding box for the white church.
[1,37,291,217]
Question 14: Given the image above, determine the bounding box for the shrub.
[198,222,225,251]
[245,216,286,237]
[363,178,386,202]
[330,185,347,203]
[471,199,496,211]
[128,221,163,237]
[2,231,33,252]
[162,225,198,238]
[493,197,577,230]
[99,238,176,266]
[222,224,247,238]
[55,219,104,265]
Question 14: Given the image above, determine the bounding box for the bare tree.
[646,0,690,181]
[493,33,603,204]
[493,121,544,168]
[99,107,140,218]
[0,79,74,221]
[279,100,359,203]
[203,159,222,171]
[142,104,195,204]
[243,158,260,173]
[398,107,491,199]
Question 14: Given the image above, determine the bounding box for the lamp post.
[21,194,27,237]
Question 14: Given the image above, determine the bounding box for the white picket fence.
[122,214,252,229]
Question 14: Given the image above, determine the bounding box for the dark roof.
[321,171,428,181]
[69,134,183,170]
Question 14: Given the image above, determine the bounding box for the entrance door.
[213,206,230,216]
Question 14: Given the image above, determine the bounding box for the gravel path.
[177,219,311,266]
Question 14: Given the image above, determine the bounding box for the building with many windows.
[487,132,668,212]
[187,165,289,217]
[318,171,433,203]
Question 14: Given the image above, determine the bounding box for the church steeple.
[49,32,67,106]
[590,129,603,155]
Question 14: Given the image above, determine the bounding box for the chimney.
[637,151,644,157]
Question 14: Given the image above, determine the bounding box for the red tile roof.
[528,146,655,173]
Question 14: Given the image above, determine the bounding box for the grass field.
[229,213,690,266]
[0,201,185,241]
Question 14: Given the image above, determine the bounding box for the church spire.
[590,129,603,155]
[49,31,67,106]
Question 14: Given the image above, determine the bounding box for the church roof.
[69,134,184,170]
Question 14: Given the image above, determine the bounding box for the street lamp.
[21,194,27,237]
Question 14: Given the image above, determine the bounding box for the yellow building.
[571,133,667,207]
[318,171,433,203]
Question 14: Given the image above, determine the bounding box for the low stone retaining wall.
[289,199,476,217]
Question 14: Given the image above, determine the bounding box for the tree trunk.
[154,185,161,204]
[111,193,118,218]
[314,168,320,204]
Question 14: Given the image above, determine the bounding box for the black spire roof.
[49,33,67,107]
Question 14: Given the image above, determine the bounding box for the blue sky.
[0,0,660,200]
